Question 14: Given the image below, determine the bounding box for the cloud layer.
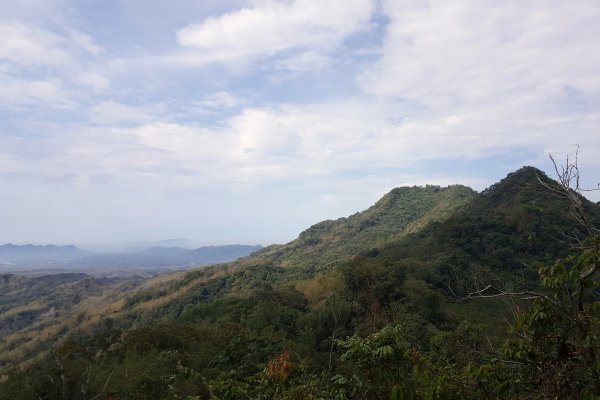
[176,0,375,63]
[1,0,599,244]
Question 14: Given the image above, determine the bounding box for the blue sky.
[1,0,599,246]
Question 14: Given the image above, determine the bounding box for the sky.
[1,0,599,247]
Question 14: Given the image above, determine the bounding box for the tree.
[466,149,600,399]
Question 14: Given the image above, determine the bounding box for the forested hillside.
[0,273,145,369]
[1,167,599,399]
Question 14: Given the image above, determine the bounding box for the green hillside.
[1,167,599,399]
[366,166,600,289]
[113,184,477,325]
[259,184,476,273]
[0,273,144,369]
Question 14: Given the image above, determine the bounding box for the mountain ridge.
[2,165,599,399]
[117,165,600,326]
[241,184,476,275]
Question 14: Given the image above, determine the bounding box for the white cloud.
[360,1,600,109]
[76,71,110,90]
[0,22,105,67]
[351,0,600,166]
[89,101,152,124]
[0,0,67,23]
[196,91,245,109]
[67,29,105,56]
[0,22,70,65]
[275,51,332,73]
[22,94,597,191]
[176,0,375,64]
[0,153,17,172]
[0,74,73,107]
[117,122,225,161]
[0,19,109,112]
[227,104,379,168]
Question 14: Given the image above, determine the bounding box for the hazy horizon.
[0,239,265,251]
[2,1,599,245]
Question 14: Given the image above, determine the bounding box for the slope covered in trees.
[259,184,476,273]
[1,166,599,399]
[0,273,144,369]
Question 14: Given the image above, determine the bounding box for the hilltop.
[254,184,475,273]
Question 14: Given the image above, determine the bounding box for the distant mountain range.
[0,243,263,274]
[72,244,264,271]
[0,244,85,264]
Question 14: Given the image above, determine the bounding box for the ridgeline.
[1,167,599,399]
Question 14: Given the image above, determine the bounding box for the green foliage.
[244,184,476,280]
[502,235,600,399]
[336,324,415,398]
